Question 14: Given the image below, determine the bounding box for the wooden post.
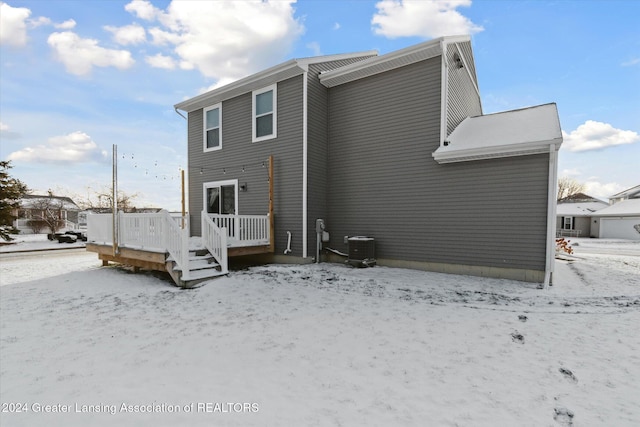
[268,155,275,253]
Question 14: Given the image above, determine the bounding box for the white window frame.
[563,216,573,230]
[203,179,238,215]
[252,84,277,143]
[203,103,222,152]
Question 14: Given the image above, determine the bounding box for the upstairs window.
[204,104,222,151]
[252,84,277,142]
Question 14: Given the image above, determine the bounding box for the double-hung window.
[252,84,277,142]
[563,216,573,230]
[204,103,222,151]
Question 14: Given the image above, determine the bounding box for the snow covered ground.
[1,237,638,426]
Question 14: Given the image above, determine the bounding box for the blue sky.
[1,0,638,210]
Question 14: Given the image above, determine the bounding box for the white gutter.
[543,143,559,289]
[174,107,187,120]
[302,72,308,258]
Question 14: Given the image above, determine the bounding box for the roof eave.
[319,36,471,88]
[174,50,380,113]
[175,59,303,113]
[432,137,563,164]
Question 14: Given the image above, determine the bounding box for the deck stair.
[166,248,226,288]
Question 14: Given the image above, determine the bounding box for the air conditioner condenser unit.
[347,236,376,267]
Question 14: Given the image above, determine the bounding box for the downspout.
[302,71,309,258]
[543,143,559,289]
[174,107,187,120]
[439,39,449,146]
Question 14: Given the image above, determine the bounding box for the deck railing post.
[181,221,191,281]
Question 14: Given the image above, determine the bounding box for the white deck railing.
[87,211,191,279]
[118,212,166,252]
[556,229,582,237]
[207,213,270,247]
[201,212,228,274]
[160,211,192,280]
[87,214,112,245]
[87,211,269,280]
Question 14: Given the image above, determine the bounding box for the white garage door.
[600,217,640,240]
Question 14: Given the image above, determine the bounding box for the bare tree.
[557,177,586,201]
[76,186,139,213]
[28,191,67,234]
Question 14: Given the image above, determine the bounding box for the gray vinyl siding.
[456,41,478,91]
[446,42,482,135]
[188,75,304,256]
[326,57,548,272]
[306,57,375,257]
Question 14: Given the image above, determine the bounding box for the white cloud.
[0,120,18,139]
[47,31,135,76]
[371,0,483,39]
[148,27,181,46]
[198,77,239,95]
[125,0,303,80]
[621,57,640,67]
[584,181,625,200]
[125,0,161,21]
[560,168,581,177]
[145,53,176,70]
[0,2,31,47]
[0,121,20,139]
[562,120,640,152]
[333,22,341,30]
[8,131,108,164]
[55,19,77,30]
[306,41,322,56]
[28,16,51,28]
[104,23,146,45]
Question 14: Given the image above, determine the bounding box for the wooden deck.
[87,242,273,264]
[86,243,168,272]
[86,210,273,287]
[86,241,273,287]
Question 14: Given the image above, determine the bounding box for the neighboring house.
[608,185,640,204]
[14,194,81,234]
[592,199,640,240]
[556,193,608,237]
[172,35,563,284]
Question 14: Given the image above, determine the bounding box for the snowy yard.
[1,237,639,426]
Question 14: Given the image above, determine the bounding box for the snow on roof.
[20,195,80,210]
[557,193,605,203]
[594,199,640,217]
[556,201,609,216]
[433,103,563,163]
[609,185,640,200]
